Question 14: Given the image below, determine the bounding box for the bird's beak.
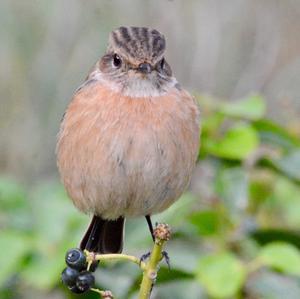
[137,63,152,74]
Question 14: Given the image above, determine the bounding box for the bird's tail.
[80,215,125,253]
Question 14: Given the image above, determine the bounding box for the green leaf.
[201,113,225,135]
[0,177,32,231]
[215,167,248,219]
[163,240,203,273]
[129,279,205,299]
[247,270,300,299]
[190,210,221,236]
[21,239,74,289]
[253,119,300,150]
[21,254,63,289]
[156,279,206,299]
[258,242,300,275]
[19,181,87,289]
[251,229,300,250]
[205,124,259,159]
[272,177,300,227]
[96,264,140,298]
[30,181,85,243]
[0,177,27,210]
[156,192,197,226]
[219,94,266,120]
[196,252,246,298]
[0,230,31,285]
[270,150,300,182]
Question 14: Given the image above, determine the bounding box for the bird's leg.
[146,215,155,242]
[140,216,171,269]
[140,215,154,264]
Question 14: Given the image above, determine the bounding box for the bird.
[56,26,200,254]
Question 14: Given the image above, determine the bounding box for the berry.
[65,248,86,271]
[61,267,79,287]
[76,271,95,293]
[69,285,86,294]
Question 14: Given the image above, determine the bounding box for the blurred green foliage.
[1,95,300,299]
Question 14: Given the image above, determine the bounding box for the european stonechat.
[56,26,200,253]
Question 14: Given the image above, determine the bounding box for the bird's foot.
[139,250,171,269]
[139,251,151,265]
[162,250,171,270]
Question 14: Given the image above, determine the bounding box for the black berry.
[61,267,79,287]
[76,271,95,293]
[65,248,86,271]
[69,285,86,294]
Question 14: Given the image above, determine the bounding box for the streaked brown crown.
[108,26,166,65]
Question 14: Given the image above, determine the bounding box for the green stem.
[96,253,146,269]
[85,223,171,299]
[85,251,146,270]
[91,288,113,299]
[138,240,166,299]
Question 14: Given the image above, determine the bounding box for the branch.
[138,223,171,299]
[81,223,171,299]
[85,251,146,270]
[91,288,114,299]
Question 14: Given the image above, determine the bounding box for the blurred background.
[1,1,300,298]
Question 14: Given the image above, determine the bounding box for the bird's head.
[97,26,175,97]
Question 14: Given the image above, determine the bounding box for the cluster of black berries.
[61,248,98,294]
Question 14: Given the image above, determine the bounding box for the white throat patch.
[123,77,171,97]
[91,71,176,98]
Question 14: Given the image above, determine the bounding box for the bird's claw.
[162,250,171,270]
[139,251,151,265]
[139,250,171,269]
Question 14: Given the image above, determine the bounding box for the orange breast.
[56,82,200,219]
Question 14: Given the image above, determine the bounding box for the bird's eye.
[112,54,122,68]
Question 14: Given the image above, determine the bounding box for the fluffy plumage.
[56,26,200,253]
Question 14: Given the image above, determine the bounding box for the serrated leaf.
[206,124,259,159]
[196,252,246,298]
[259,242,300,275]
